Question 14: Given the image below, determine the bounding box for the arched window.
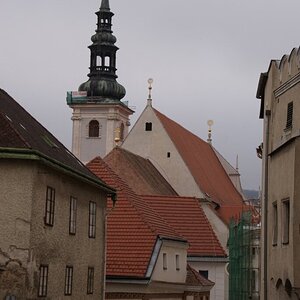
[104,56,110,67]
[89,120,99,137]
[120,123,125,141]
[96,56,102,67]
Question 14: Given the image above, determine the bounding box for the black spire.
[78,0,126,101]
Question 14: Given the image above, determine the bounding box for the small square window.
[38,265,49,297]
[87,267,94,294]
[145,122,152,131]
[45,187,55,226]
[199,270,209,279]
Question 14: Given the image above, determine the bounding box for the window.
[199,270,209,279]
[104,56,110,67]
[65,266,73,296]
[167,152,171,158]
[175,254,180,270]
[286,101,293,129]
[38,265,49,297]
[89,202,96,238]
[273,202,278,245]
[251,270,256,292]
[89,120,99,138]
[87,267,94,294]
[45,186,55,226]
[145,122,152,131]
[96,56,102,67]
[282,199,290,244]
[163,253,167,270]
[69,197,77,235]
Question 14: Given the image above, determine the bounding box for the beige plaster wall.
[0,159,107,299]
[122,105,203,198]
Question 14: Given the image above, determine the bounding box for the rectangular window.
[69,197,77,235]
[45,186,55,226]
[175,254,180,270]
[199,270,209,279]
[286,101,293,129]
[87,267,94,294]
[89,202,96,238]
[282,199,290,244]
[145,122,152,131]
[273,202,278,245]
[38,265,49,297]
[163,253,167,270]
[64,266,73,296]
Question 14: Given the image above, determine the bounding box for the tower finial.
[100,0,110,11]
[147,78,153,106]
[207,120,214,144]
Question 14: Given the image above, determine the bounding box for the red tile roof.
[142,195,227,257]
[104,147,178,196]
[153,108,244,224]
[87,157,185,278]
[186,264,215,287]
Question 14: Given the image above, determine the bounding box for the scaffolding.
[228,211,260,300]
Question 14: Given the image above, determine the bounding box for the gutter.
[0,147,116,197]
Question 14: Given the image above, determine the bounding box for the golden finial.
[147,78,153,106]
[207,120,214,144]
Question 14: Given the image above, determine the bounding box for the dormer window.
[145,122,152,131]
[89,120,99,137]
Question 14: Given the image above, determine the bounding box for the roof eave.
[0,147,116,195]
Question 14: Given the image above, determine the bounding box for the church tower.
[67,0,134,163]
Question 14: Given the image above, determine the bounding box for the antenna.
[207,120,214,144]
[147,78,153,106]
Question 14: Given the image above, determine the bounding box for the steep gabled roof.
[104,147,178,196]
[0,89,114,192]
[142,195,227,257]
[87,157,185,278]
[153,108,244,223]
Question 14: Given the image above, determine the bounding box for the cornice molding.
[274,72,300,98]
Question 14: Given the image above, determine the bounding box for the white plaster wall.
[122,105,203,198]
[189,261,227,300]
[151,240,188,283]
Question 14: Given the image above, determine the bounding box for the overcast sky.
[1,0,300,190]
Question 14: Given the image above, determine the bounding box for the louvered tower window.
[286,102,293,129]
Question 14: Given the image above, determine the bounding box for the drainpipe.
[263,109,271,300]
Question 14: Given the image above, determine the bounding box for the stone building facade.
[257,47,300,300]
[0,88,115,299]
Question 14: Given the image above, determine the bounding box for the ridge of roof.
[142,194,227,257]
[0,89,112,191]
[87,157,186,278]
[152,107,244,223]
[104,147,178,196]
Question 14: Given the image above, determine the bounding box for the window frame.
[282,198,290,245]
[64,265,73,296]
[88,120,100,138]
[69,196,77,235]
[87,267,94,294]
[45,186,55,226]
[89,201,96,238]
[38,265,49,297]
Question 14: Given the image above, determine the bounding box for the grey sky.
[1,0,299,189]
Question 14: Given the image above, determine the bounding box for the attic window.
[286,101,293,129]
[167,152,171,158]
[145,122,152,131]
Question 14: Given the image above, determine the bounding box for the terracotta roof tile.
[142,195,227,257]
[153,108,244,224]
[87,157,185,278]
[104,147,177,196]
[186,264,215,287]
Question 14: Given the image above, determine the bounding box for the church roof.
[104,147,178,196]
[87,156,185,278]
[142,195,227,258]
[0,89,114,193]
[153,108,245,224]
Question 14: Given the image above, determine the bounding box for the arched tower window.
[104,56,110,67]
[89,120,99,137]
